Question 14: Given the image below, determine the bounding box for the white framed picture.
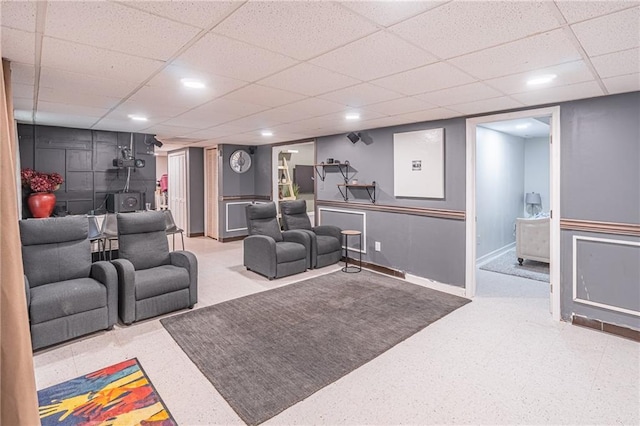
[393,128,444,198]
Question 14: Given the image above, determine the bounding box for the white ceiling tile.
[13,97,33,111]
[387,108,461,125]
[128,86,211,116]
[364,97,436,116]
[38,86,121,110]
[142,124,202,138]
[191,98,269,118]
[449,96,525,115]
[571,7,640,56]
[9,62,35,85]
[162,103,241,129]
[183,124,248,139]
[591,48,640,78]
[174,33,298,82]
[415,82,503,107]
[371,62,476,95]
[556,1,637,23]
[102,100,174,124]
[36,100,109,119]
[485,60,595,95]
[45,2,200,61]
[35,111,100,129]
[212,2,378,60]
[11,83,33,99]
[259,63,361,96]
[222,84,305,108]
[318,83,403,107]
[1,27,35,64]
[339,1,445,27]
[119,1,241,29]
[39,67,138,99]
[511,81,604,105]
[270,98,348,120]
[41,37,163,83]
[1,0,36,31]
[92,118,152,133]
[602,73,640,94]
[224,113,286,132]
[310,31,437,81]
[390,1,561,59]
[148,65,248,97]
[450,30,582,80]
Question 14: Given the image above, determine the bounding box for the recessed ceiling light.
[516,123,531,129]
[181,78,206,89]
[128,114,148,121]
[261,130,273,137]
[345,113,360,120]
[527,74,557,86]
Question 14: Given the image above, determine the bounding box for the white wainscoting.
[318,207,366,254]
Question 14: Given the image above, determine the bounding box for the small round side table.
[341,230,362,273]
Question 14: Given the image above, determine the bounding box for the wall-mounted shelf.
[337,181,376,203]
[313,161,350,182]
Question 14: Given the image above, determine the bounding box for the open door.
[205,147,219,240]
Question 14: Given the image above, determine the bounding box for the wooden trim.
[187,232,204,238]
[341,257,406,279]
[219,235,246,243]
[561,219,640,237]
[221,195,271,201]
[572,315,640,342]
[318,200,465,220]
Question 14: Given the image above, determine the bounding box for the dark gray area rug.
[161,269,470,425]
[480,248,550,282]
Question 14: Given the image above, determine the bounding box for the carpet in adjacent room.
[479,248,550,282]
[38,358,175,426]
[161,269,470,425]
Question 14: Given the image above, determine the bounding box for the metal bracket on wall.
[313,161,350,182]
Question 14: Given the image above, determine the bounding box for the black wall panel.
[18,124,157,217]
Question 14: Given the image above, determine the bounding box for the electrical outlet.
[375,241,381,251]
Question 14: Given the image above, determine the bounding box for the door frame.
[465,106,561,321]
[167,150,188,234]
[204,147,219,239]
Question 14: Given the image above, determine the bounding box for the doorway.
[466,106,561,320]
[167,151,187,233]
[271,141,315,221]
[205,147,219,240]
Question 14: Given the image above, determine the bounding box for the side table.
[341,230,362,273]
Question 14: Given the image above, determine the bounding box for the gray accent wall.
[316,118,467,287]
[475,126,525,259]
[559,92,640,329]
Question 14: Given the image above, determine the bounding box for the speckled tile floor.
[34,236,640,425]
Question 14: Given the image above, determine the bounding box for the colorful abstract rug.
[38,358,176,426]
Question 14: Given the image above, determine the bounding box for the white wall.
[476,127,525,259]
[156,155,168,182]
[524,137,550,215]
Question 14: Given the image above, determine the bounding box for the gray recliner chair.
[280,200,342,269]
[20,216,118,350]
[112,211,197,325]
[244,202,309,279]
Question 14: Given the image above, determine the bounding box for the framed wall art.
[393,128,444,198]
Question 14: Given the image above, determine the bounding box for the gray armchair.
[112,211,197,325]
[20,216,118,350]
[280,200,342,269]
[244,202,309,279]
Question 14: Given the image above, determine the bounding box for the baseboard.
[220,235,246,243]
[342,257,405,278]
[572,315,640,342]
[187,232,204,237]
[404,273,467,297]
[476,242,516,267]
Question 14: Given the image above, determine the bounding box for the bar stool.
[341,230,362,273]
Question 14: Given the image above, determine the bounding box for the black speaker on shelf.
[106,192,142,213]
[347,132,361,144]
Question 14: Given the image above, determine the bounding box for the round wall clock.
[229,149,252,174]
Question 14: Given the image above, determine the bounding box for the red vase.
[28,192,56,218]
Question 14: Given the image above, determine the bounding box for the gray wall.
[218,144,269,239]
[316,118,467,287]
[475,126,525,259]
[559,91,640,329]
[524,136,550,216]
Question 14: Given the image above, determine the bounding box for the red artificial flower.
[20,168,65,193]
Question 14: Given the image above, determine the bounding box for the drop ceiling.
[1,1,638,152]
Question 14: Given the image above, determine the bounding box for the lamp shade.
[525,192,542,205]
